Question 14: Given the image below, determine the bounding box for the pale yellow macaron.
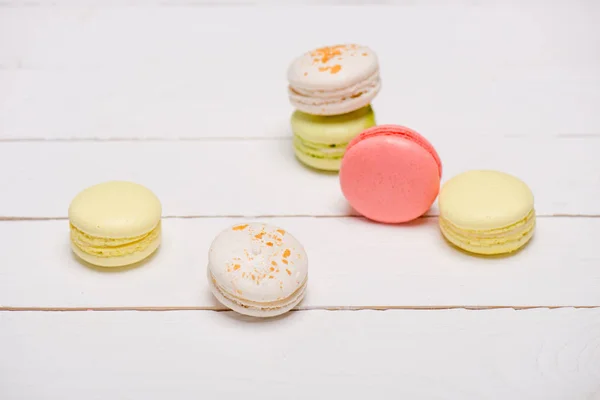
[438,170,535,255]
[68,181,162,267]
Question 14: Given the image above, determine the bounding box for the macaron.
[292,105,376,171]
[339,125,442,223]
[68,181,162,267]
[287,44,381,116]
[438,170,535,255]
[207,222,308,317]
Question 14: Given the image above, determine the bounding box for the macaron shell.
[340,134,441,223]
[439,170,534,230]
[69,181,162,238]
[291,105,376,143]
[287,44,379,90]
[347,124,442,177]
[208,223,308,303]
[294,150,343,172]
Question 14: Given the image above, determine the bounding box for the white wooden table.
[1,1,599,398]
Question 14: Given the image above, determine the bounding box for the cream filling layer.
[288,71,381,106]
[440,210,535,248]
[210,271,308,311]
[70,222,161,258]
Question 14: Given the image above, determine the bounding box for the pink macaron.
[339,125,442,223]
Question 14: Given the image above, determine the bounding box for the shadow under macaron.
[216,307,302,323]
[343,203,437,228]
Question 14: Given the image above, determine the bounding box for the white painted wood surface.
[1,1,599,399]
[1,217,600,308]
[1,2,599,140]
[2,309,600,399]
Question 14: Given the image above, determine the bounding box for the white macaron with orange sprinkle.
[207,222,308,317]
[287,43,381,116]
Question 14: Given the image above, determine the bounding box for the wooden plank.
[0,139,597,218]
[1,3,599,139]
[1,217,598,308]
[1,308,599,399]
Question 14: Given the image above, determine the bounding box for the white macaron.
[207,222,308,317]
[287,43,381,116]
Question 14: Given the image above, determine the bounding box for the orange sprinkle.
[311,45,347,64]
[232,224,248,231]
[286,269,292,276]
[251,274,255,281]
[276,229,285,235]
[362,52,368,56]
[271,261,277,266]
[269,276,274,279]
[317,64,342,74]
[270,267,275,272]
[233,264,241,271]
[242,272,246,278]
[266,242,273,247]
[282,259,288,265]
[283,249,291,258]
[254,232,266,239]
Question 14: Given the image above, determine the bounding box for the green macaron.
[291,105,376,171]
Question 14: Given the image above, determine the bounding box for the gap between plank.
[0,134,598,142]
[1,305,598,312]
[0,214,598,221]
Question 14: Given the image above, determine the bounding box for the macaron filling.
[289,70,381,106]
[209,270,307,312]
[70,221,161,258]
[440,209,535,250]
[293,135,348,160]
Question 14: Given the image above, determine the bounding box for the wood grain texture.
[1,217,599,308]
[0,138,598,218]
[1,3,599,140]
[1,308,599,399]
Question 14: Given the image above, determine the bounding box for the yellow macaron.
[68,181,162,267]
[438,170,535,255]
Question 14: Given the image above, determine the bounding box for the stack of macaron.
[63,42,537,320]
[287,44,381,171]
